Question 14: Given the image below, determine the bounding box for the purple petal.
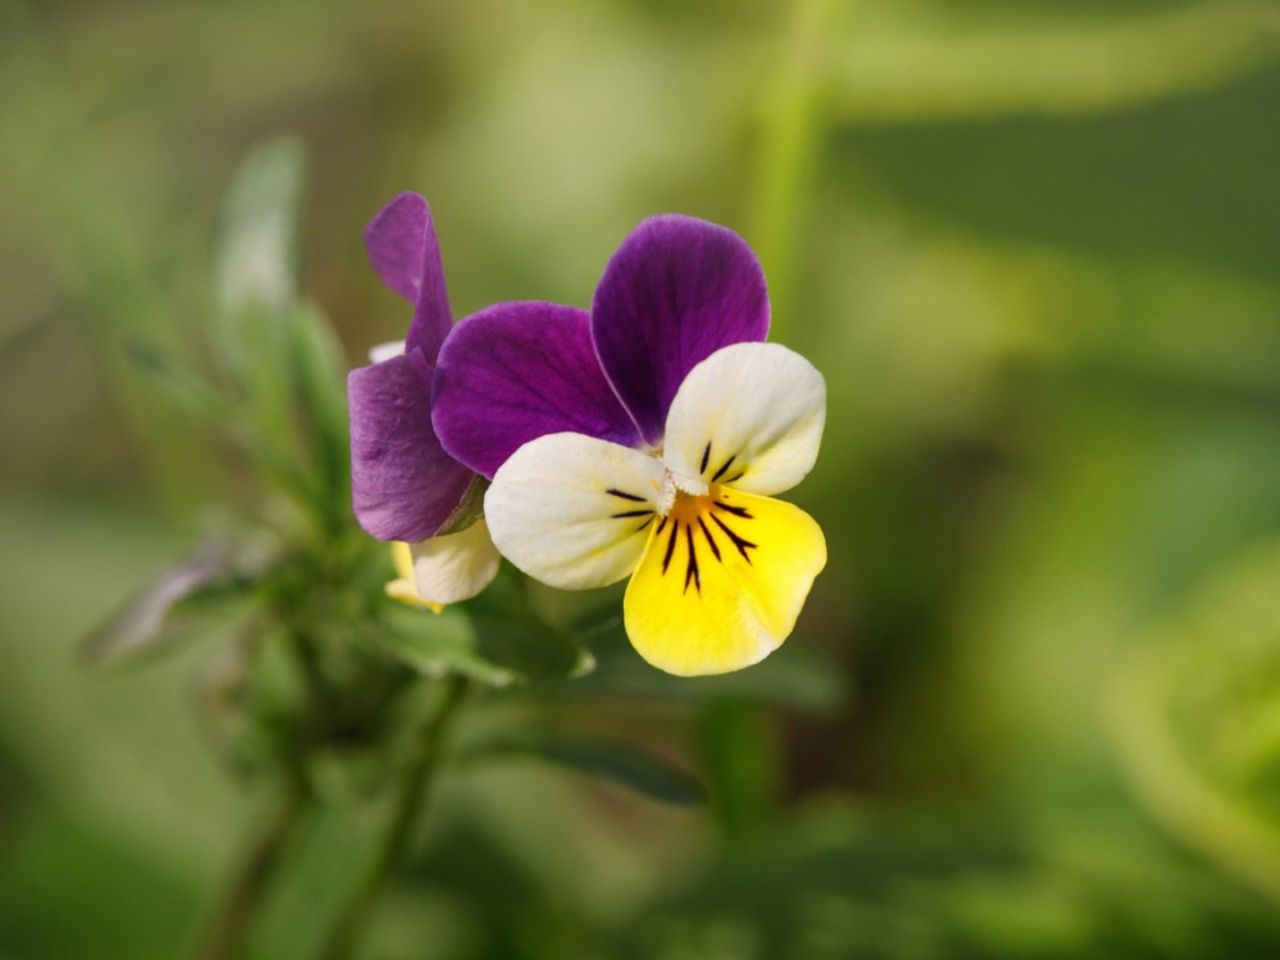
[591,215,769,446]
[432,301,641,479]
[364,193,429,302]
[363,192,454,361]
[348,350,474,541]
[405,208,455,362]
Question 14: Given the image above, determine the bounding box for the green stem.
[192,784,309,960]
[285,624,338,719]
[315,674,469,960]
[745,0,835,330]
[698,699,778,850]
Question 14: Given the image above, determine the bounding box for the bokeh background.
[5,0,1280,957]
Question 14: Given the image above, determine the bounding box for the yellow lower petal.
[623,487,826,676]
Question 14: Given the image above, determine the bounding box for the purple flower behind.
[348,194,475,542]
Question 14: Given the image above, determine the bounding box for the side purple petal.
[363,191,455,362]
[591,214,769,446]
[432,301,641,479]
[364,193,429,302]
[348,350,474,541]
[404,201,454,362]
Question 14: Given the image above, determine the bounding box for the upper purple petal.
[432,301,641,479]
[348,349,474,541]
[363,192,454,361]
[591,215,769,446]
[364,193,429,303]
[404,206,455,362]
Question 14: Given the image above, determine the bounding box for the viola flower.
[348,193,499,605]
[431,216,826,676]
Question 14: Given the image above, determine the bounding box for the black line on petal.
[610,509,652,519]
[683,524,701,595]
[710,454,736,483]
[699,442,711,475]
[712,500,752,519]
[636,515,655,534]
[606,488,645,502]
[724,470,746,484]
[656,516,669,536]
[711,514,757,564]
[661,520,680,574]
[697,517,722,563]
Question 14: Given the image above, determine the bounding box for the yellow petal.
[623,488,826,676]
[386,542,443,613]
[391,541,415,581]
[385,576,444,613]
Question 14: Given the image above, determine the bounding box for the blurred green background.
[5,0,1280,957]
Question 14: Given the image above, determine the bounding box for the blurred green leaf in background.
[4,0,1280,958]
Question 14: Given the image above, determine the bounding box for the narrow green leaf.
[465,572,595,682]
[468,736,706,806]
[214,136,307,322]
[82,542,255,667]
[210,137,309,463]
[376,571,594,686]
[377,607,518,688]
[287,302,351,529]
[125,342,240,429]
[563,619,849,715]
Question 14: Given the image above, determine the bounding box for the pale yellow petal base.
[408,519,501,605]
[623,488,826,676]
[387,541,444,613]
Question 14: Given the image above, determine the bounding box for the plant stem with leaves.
[193,778,310,960]
[316,673,470,960]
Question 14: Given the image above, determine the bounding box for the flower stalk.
[316,673,470,960]
[193,781,310,960]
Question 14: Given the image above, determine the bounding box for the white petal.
[408,519,501,604]
[484,432,666,590]
[368,340,406,364]
[663,342,825,497]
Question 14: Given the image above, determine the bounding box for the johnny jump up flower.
[431,215,827,676]
[348,193,499,605]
